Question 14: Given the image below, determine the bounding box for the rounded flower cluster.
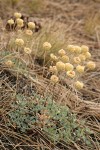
[14,12,21,18]
[87,61,96,70]
[15,38,24,46]
[28,22,35,29]
[84,52,91,59]
[24,47,32,54]
[65,63,74,71]
[7,12,37,33]
[75,81,84,90]
[79,54,86,61]
[25,29,33,36]
[67,45,75,53]
[61,55,69,63]
[76,65,85,73]
[48,44,95,90]
[81,45,89,53]
[67,71,75,78]
[50,54,58,61]
[56,61,65,71]
[16,18,24,28]
[50,75,59,83]
[58,49,66,56]
[7,19,14,25]
[43,42,52,51]
[5,60,13,67]
[74,46,81,54]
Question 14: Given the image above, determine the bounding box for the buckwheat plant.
[1,12,36,74]
[48,45,96,90]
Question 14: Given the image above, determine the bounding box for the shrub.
[8,93,92,146]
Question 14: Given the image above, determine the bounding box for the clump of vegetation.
[1,12,96,92]
[8,93,92,147]
[49,44,96,90]
[0,12,98,150]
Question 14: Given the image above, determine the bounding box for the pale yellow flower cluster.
[15,38,24,46]
[14,12,22,18]
[7,19,14,25]
[87,61,96,70]
[50,75,59,84]
[76,65,85,73]
[25,29,33,36]
[24,47,32,54]
[43,42,52,51]
[49,44,96,90]
[50,53,58,61]
[28,22,35,29]
[75,81,84,90]
[15,38,32,54]
[7,12,36,31]
[67,71,75,78]
[16,18,24,28]
[5,60,13,67]
[5,13,36,72]
[56,61,65,71]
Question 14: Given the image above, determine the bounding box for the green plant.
[8,93,93,147]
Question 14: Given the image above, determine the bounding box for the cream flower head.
[76,65,85,73]
[67,71,75,78]
[28,22,35,29]
[56,61,65,71]
[84,52,91,59]
[5,60,13,67]
[75,81,84,90]
[73,57,81,64]
[7,19,14,25]
[50,75,59,83]
[16,18,23,27]
[43,42,52,51]
[61,55,69,63]
[15,38,24,46]
[50,53,58,61]
[14,12,21,18]
[25,29,33,36]
[81,45,89,53]
[65,63,74,71]
[58,49,66,56]
[79,54,86,61]
[87,61,96,70]
[67,45,75,53]
[74,46,81,54]
[24,47,32,54]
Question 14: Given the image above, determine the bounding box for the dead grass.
[0,0,46,19]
